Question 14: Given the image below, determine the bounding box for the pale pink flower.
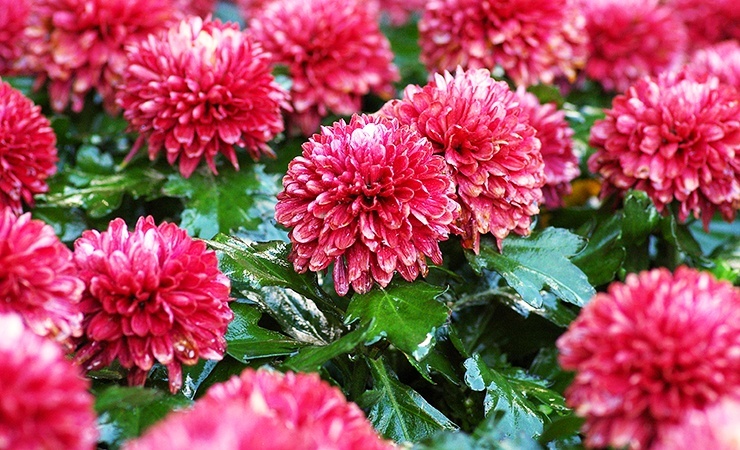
[588,71,740,228]
[664,0,740,51]
[117,16,288,178]
[73,216,233,393]
[125,369,395,450]
[655,397,740,450]
[380,68,545,252]
[0,80,57,213]
[0,0,30,74]
[418,0,589,87]
[685,40,740,89]
[0,208,84,346]
[275,114,458,296]
[578,0,687,93]
[558,267,740,450]
[250,0,399,136]
[515,88,579,208]
[25,0,177,112]
[0,313,97,450]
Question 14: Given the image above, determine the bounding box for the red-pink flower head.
[685,40,740,90]
[173,0,216,18]
[117,16,288,179]
[654,397,740,450]
[557,267,740,449]
[125,369,395,450]
[380,68,545,252]
[0,0,30,74]
[250,0,399,136]
[275,114,458,296]
[0,80,57,213]
[73,216,233,393]
[418,0,589,87]
[0,209,84,346]
[0,313,98,450]
[664,0,740,51]
[578,0,687,93]
[374,0,426,26]
[515,87,579,208]
[25,0,177,113]
[588,71,740,228]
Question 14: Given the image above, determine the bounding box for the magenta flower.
[557,267,740,449]
[588,71,740,228]
[250,0,399,136]
[578,0,687,93]
[0,0,30,74]
[375,0,427,26]
[515,88,579,208]
[0,80,57,213]
[418,0,589,87]
[117,16,288,178]
[25,0,177,112]
[0,209,84,346]
[380,68,545,252]
[173,0,216,17]
[275,114,458,296]
[685,40,740,89]
[664,0,740,51]
[654,397,740,450]
[125,369,395,450]
[0,313,98,450]
[73,216,233,393]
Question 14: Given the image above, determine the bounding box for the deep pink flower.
[125,369,395,450]
[515,88,579,208]
[0,313,98,450]
[173,0,216,18]
[117,16,288,179]
[664,0,740,51]
[275,114,458,296]
[685,40,740,89]
[250,0,399,136]
[578,0,687,93]
[24,0,177,112]
[73,216,233,393]
[374,0,426,26]
[418,0,589,87]
[557,267,740,450]
[654,397,740,450]
[0,209,84,345]
[0,0,30,74]
[380,68,545,252]
[0,80,57,213]
[588,71,740,228]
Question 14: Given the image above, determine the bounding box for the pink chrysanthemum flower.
[557,267,740,450]
[24,0,177,112]
[73,216,233,393]
[0,209,84,345]
[578,0,687,93]
[664,0,740,51]
[173,0,216,18]
[250,0,399,136]
[0,80,57,213]
[654,397,740,450]
[0,0,30,74]
[0,313,98,450]
[380,68,545,252]
[125,369,395,450]
[234,0,274,19]
[588,71,740,228]
[374,0,426,26]
[275,114,458,296]
[418,0,589,87]
[117,17,288,179]
[685,40,740,89]
[515,88,579,208]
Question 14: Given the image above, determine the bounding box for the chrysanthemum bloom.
[125,369,395,450]
[514,88,579,208]
[250,0,399,136]
[0,313,98,450]
[73,216,233,393]
[117,17,288,178]
[380,68,545,252]
[0,0,30,74]
[0,209,84,346]
[275,114,458,296]
[557,267,740,449]
[664,0,740,51]
[374,0,426,26]
[685,40,740,89]
[173,0,216,18]
[0,80,57,213]
[654,397,740,450]
[418,0,589,87]
[588,71,740,228]
[234,0,274,19]
[24,0,177,112]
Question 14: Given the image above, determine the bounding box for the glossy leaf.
[571,215,625,287]
[622,190,660,245]
[282,322,371,372]
[225,302,305,362]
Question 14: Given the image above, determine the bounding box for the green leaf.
[467,229,595,308]
[225,302,305,362]
[94,386,192,449]
[346,281,449,360]
[571,215,625,286]
[622,190,660,245]
[32,205,89,243]
[163,163,285,240]
[360,357,458,443]
[282,322,371,372]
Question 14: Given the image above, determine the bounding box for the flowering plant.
[1,1,739,449]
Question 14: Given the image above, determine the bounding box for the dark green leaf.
[282,322,371,372]
[346,281,449,360]
[226,302,305,362]
[32,205,88,243]
[571,215,625,286]
[622,190,660,245]
[413,431,480,450]
[467,229,595,308]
